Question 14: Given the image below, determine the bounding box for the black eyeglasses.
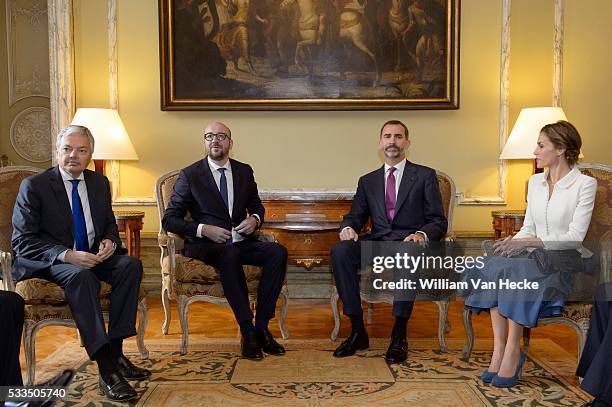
[204,132,230,141]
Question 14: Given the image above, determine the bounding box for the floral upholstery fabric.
[16,278,145,305]
[0,167,41,252]
[579,166,611,243]
[173,279,260,298]
[436,173,452,220]
[163,254,262,284]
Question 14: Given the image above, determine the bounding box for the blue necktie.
[218,168,232,244]
[69,179,89,252]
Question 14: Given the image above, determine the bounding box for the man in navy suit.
[11,125,150,401]
[331,120,447,363]
[577,283,612,407]
[162,122,288,361]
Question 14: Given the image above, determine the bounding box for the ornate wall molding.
[553,0,564,107]
[457,0,511,205]
[6,0,50,105]
[47,0,75,166]
[10,107,52,162]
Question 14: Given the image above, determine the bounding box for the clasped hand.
[65,238,115,268]
[493,236,542,257]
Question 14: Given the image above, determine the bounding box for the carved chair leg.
[161,287,171,335]
[330,289,341,341]
[178,297,190,355]
[461,306,474,361]
[523,327,531,347]
[278,287,290,340]
[23,320,37,386]
[576,318,590,362]
[367,303,374,325]
[137,297,149,360]
[435,300,449,353]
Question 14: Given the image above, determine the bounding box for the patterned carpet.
[37,338,590,406]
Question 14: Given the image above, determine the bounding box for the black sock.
[94,344,117,379]
[255,318,269,333]
[240,321,255,336]
[110,338,123,358]
[391,317,408,338]
[349,315,366,333]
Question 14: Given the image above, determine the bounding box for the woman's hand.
[493,236,543,257]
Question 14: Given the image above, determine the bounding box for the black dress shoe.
[241,331,264,360]
[333,331,369,358]
[98,372,137,401]
[385,336,408,364]
[257,329,286,355]
[117,354,151,381]
[39,368,76,388]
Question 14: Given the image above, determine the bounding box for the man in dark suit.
[162,121,288,361]
[331,120,447,363]
[577,283,612,407]
[0,290,75,406]
[11,125,150,402]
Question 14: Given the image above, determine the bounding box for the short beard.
[384,148,402,159]
[208,148,227,160]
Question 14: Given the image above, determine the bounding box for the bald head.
[204,122,231,137]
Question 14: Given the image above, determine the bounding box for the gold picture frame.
[159,0,459,110]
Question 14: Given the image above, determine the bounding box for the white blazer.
[514,166,597,256]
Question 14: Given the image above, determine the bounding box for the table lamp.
[71,108,138,175]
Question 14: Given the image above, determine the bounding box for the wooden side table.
[115,211,145,259]
[491,210,526,238]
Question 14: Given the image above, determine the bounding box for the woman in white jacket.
[464,121,597,388]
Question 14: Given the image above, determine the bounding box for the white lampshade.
[500,107,567,159]
[71,108,138,160]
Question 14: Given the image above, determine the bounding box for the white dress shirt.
[57,167,95,260]
[514,165,597,257]
[196,157,260,243]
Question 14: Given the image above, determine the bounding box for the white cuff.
[58,249,69,262]
[197,224,205,238]
[415,231,429,241]
[251,214,261,227]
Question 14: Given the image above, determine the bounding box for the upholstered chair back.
[0,166,41,253]
[435,170,456,238]
[579,164,611,244]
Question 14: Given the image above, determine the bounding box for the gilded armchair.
[330,170,457,353]
[462,163,612,361]
[155,170,289,355]
[0,166,149,385]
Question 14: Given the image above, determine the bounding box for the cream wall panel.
[70,0,611,233]
[563,0,612,165]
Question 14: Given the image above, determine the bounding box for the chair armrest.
[601,241,611,284]
[256,233,276,243]
[1,251,15,292]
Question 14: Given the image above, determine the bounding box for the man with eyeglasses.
[163,121,288,360]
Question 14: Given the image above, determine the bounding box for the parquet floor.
[22,298,579,373]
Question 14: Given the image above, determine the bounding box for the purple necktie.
[386,167,397,223]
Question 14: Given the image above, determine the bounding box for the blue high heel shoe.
[491,351,526,388]
[479,370,497,383]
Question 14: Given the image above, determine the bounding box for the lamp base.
[93,159,106,175]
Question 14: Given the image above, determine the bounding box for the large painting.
[159,0,459,110]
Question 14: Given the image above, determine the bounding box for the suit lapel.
[49,167,73,232]
[395,160,417,215]
[201,157,231,219]
[83,170,100,240]
[373,166,387,219]
[230,159,241,222]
